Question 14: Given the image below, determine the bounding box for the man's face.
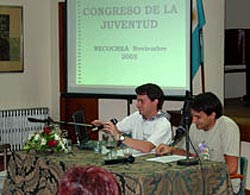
[191,109,216,131]
[136,94,157,118]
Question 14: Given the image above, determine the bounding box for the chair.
[0,144,11,192]
[230,156,248,195]
[72,110,91,149]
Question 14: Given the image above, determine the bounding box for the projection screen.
[66,0,192,99]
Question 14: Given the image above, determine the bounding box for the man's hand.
[91,120,121,140]
[155,144,174,156]
[91,120,104,127]
[102,121,120,141]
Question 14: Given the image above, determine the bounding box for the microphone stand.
[177,91,199,166]
[27,117,102,131]
[28,117,111,150]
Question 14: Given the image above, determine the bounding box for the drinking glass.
[122,146,133,158]
[106,141,117,159]
[94,141,101,153]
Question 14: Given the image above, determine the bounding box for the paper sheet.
[146,155,188,163]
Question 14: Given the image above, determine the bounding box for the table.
[3,147,233,195]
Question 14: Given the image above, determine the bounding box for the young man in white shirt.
[92,83,172,153]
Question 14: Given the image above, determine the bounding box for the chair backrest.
[231,156,249,195]
[72,110,89,148]
[0,144,11,171]
[239,156,248,195]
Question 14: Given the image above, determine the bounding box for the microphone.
[28,117,53,124]
[104,155,135,165]
[169,91,193,146]
[28,117,98,129]
[110,118,118,125]
[28,117,48,123]
[28,116,118,132]
[91,125,104,131]
[176,91,199,166]
[170,126,186,146]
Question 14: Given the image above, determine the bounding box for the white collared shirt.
[116,111,172,146]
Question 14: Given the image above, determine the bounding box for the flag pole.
[201,62,205,93]
[192,0,206,91]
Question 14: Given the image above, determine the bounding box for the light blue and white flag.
[192,0,206,78]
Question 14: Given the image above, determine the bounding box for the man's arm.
[102,121,156,153]
[155,144,196,157]
[224,155,239,175]
[120,136,155,153]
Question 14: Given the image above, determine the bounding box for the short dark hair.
[135,83,164,110]
[190,92,222,119]
[58,165,120,195]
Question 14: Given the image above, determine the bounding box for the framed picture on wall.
[0,6,23,72]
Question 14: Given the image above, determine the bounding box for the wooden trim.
[58,2,98,142]
[60,97,98,143]
[59,2,66,93]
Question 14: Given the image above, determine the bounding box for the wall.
[0,0,60,118]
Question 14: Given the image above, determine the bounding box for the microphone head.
[28,117,47,123]
[126,155,135,164]
[27,117,38,122]
[170,126,186,146]
[110,118,118,125]
[175,126,186,137]
[91,125,104,131]
[27,117,52,125]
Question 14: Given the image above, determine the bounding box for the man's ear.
[153,99,159,106]
[210,112,216,119]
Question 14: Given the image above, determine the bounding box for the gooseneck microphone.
[170,126,186,146]
[28,117,93,127]
[27,117,117,131]
[176,91,199,166]
[169,91,193,147]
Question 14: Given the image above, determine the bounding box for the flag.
[192,0,206,78]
